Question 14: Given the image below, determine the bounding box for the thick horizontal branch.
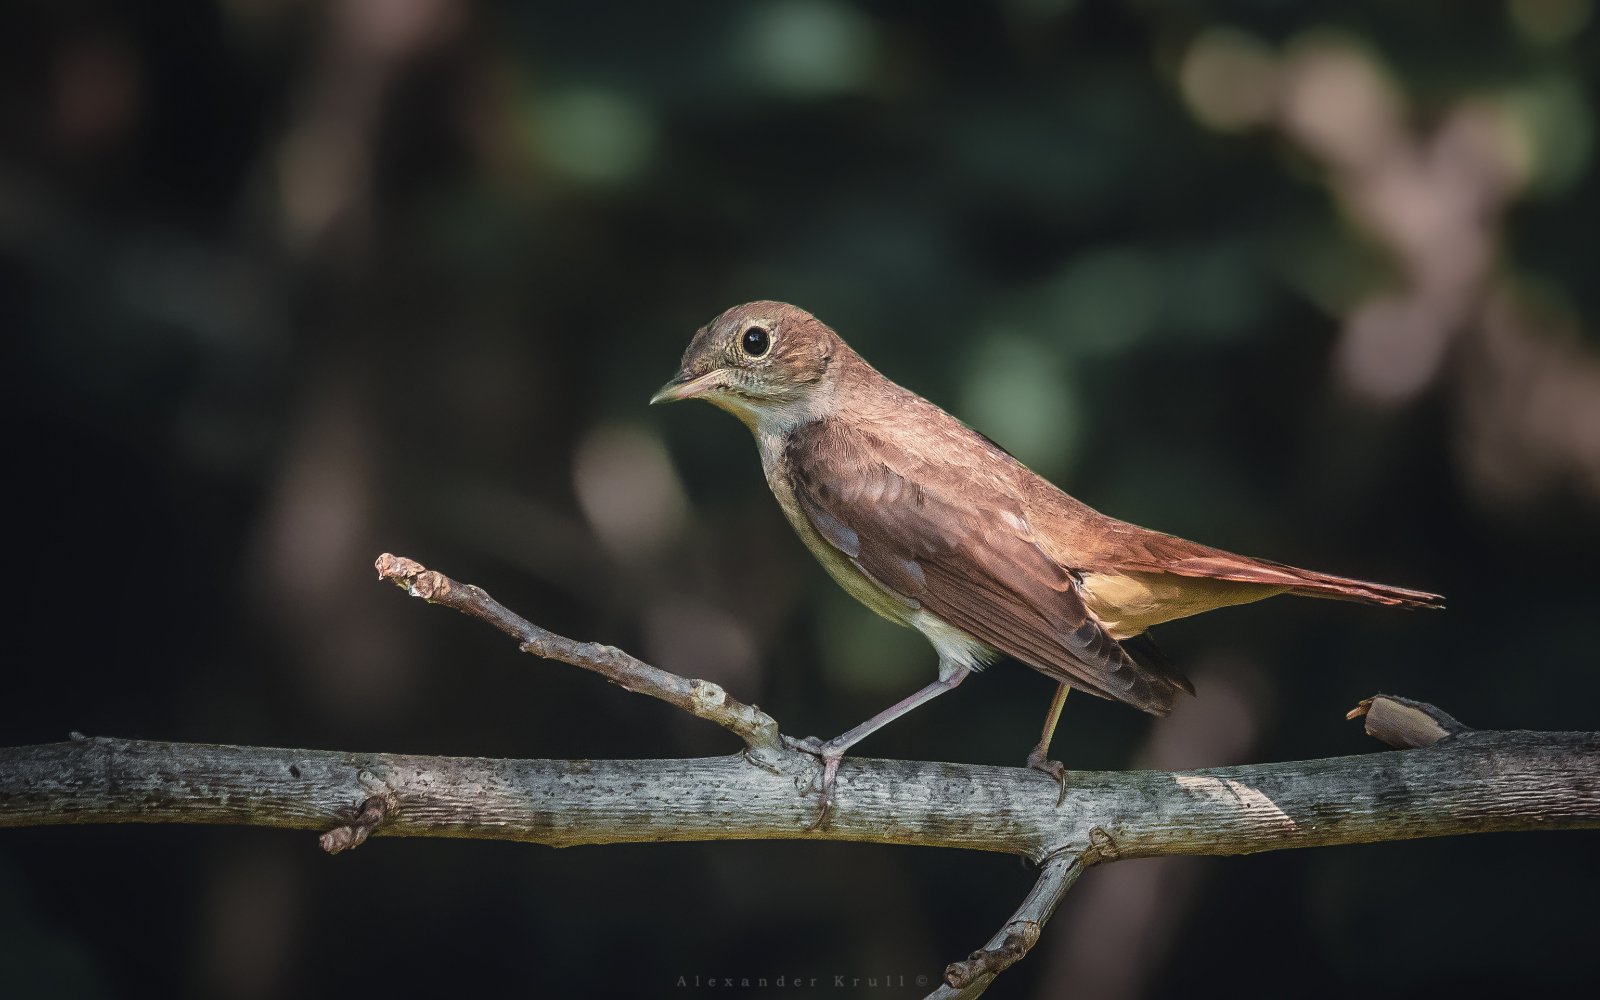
[3,728,1595,862]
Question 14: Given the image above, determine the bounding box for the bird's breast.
[758,429,921,628]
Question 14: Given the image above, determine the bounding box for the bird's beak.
[650,369,724,405]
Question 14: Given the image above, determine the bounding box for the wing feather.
[784,420,1192,715]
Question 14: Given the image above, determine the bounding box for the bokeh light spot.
[1180,27,1280,133]
[737,0,877,97]
[528,88,655,184]
[573,424,689,562]
[1045,248,1164,357]
[1499,74,1594,197]
[958,333,1082,480]
[1509,0,1594,45]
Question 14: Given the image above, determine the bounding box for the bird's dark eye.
[741,326,770,357]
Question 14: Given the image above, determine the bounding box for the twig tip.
[375,552,422,579]
[374,553,451,601]
[1350,693,1469,749]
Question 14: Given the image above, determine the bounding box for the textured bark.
[3,729,1595,861]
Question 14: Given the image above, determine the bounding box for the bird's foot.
[785,735,845,830]
[1026,749,1069,807]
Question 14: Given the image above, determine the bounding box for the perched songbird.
[652,302,1443,820]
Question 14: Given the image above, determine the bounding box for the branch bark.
[4,728,1595,855]
[2,555,1596,998]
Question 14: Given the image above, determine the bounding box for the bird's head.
[651,301,840,428]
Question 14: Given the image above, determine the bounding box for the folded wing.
[783,420,1194,715]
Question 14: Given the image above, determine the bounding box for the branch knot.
[320,795,390,854]
[318,769,399,854]
[943,920,1041,988]
[1086,825,1121,863]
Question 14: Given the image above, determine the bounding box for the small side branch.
[932,851,1084,999]
[1348,694,1469,749]
[374,553,784,767]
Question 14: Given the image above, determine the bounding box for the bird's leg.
[1026,682,1071,806]
[789,661,971,829]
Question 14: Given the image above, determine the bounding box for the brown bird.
[652,301,1443,821]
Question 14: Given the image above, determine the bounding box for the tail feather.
[1094,521,1446,612]
[1283,569,1445,609]
[1120,632,1195,696]
[1116,550,1445,610]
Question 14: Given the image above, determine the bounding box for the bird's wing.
[783,419,1192,715]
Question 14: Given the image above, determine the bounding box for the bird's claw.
[786,735,843,829]
[1026,750,1069,807]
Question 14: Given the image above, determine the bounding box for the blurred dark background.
[4,1,1599,997]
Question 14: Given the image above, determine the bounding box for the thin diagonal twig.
[374,553,785,767]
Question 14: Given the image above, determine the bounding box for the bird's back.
[781,354,1190,711]
[829,353,1441,641]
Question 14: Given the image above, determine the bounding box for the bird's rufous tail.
[1189,555,1444,609]
[1094,519,1445,611]
[1280,567,1445,609]
[1115,545,1445,610]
